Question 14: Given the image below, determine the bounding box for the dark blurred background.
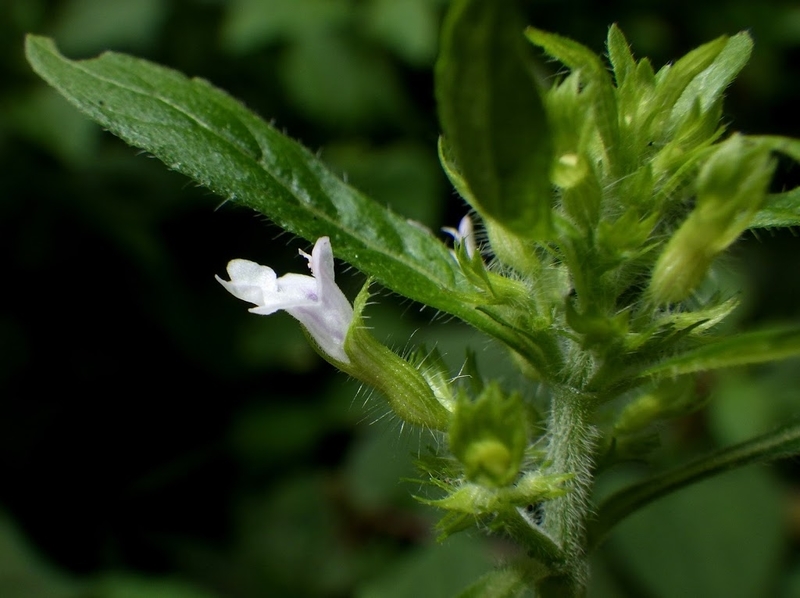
[2,0,800,596]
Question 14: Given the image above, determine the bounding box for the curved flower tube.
[216,237,354,364]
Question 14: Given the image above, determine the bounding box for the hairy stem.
[538,387,598,597]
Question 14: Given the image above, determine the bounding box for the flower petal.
[309,237,353,318]
[215,259,277,306]
[443,215,476,258]
[217,237,354,364]
[249,273,318,315]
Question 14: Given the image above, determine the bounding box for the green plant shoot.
[24,0,800,595]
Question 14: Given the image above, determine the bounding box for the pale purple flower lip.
[216,237,354,364]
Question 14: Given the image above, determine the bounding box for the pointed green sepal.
[653,296,740,336]
[746,135,800,228]
[508,472,572,505]
[422,482,498,514]
[420,471,569,558]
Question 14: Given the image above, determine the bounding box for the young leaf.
[436,0,554,239]
[606,24,636,88]
[24,35,471,317]
[752,134,800,163]
[589,419,800,548]
[652,36,729,127]
[746,136,800,228]
[670,32,752,121]
[642,324,800,378]
[525,27,619,174]
[749,188,800,229]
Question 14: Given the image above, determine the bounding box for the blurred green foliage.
[2,0,800,596]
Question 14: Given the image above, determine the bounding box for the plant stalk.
[537,387,598,597]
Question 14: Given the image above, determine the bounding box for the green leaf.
[606,24,636,88]
[652,36,729,127]
[749,188,800,228]
[589,420,800,549]
[670,32,753,122]
[751,134,800,163]
[23,35,475,319]
[641,324,800,378]
[24,35,556,363]
[525,27,619,175]
[747,135,800,228]
[436,0,554,238]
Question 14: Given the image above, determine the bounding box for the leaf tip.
[24,34,60,71]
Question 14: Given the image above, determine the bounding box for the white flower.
[443,215,476,259]
[216,237,353,364]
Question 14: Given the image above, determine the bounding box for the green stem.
[587,419,800,550]
[537,387,598,597]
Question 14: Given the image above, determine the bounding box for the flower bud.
[649,134,775,304]
[449,383,527,487]
[342,283,452,430]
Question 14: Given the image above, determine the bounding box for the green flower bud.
[342,283,451,430]
[649,134,776,303]
[449,383,527,487]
